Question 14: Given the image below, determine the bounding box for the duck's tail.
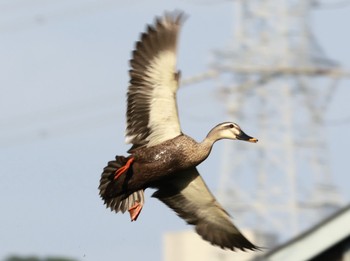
[99,155,145,221]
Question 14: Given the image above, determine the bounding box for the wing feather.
[126,11,186,148]
[152,168,258,251]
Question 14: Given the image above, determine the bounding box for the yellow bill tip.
[248,138,258,143]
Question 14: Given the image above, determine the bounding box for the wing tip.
[196,225,260,252]
[162,10,188,26]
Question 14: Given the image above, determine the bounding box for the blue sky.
[1,1,349,261]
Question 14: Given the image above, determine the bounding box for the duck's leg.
[112,157,144,221]
[129,201,143,221]
[114,157,134,180]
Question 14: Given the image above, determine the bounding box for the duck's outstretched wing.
[152,168,258,251]
[126,11,186,150]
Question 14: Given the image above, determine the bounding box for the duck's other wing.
[152,167,259,251]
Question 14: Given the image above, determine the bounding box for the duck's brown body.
[133,135,210,178]
[101,135,212,200]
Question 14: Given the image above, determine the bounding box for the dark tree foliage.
[4,256,79,261]
[5,257,40,261]
[46,258,78,261]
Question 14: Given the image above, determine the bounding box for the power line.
[0,0,132,33]
[313,0,350,9]
[0,94,122,147]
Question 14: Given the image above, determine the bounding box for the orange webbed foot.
[129,201,143,222]
[114,157,134,180]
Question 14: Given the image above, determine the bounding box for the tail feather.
[99,156,145,216]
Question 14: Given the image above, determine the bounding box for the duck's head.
[207,122,258,143]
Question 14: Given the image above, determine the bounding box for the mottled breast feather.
[126,11,186,149]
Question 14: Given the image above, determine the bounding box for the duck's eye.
[229,124,234,128]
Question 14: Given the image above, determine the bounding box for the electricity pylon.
[184,0,349,243]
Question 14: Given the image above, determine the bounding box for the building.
[164,204,350,261]
[260,204,350,261]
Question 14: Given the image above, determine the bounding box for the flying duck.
[99,11,259,251]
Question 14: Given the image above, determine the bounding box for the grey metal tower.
[184,0,349,244]
[213,0,348,243]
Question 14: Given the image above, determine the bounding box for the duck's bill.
[237,131,258,143]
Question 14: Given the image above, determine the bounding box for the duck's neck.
[197,132,219,161]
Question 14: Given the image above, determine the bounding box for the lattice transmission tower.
[184,0,349,244]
